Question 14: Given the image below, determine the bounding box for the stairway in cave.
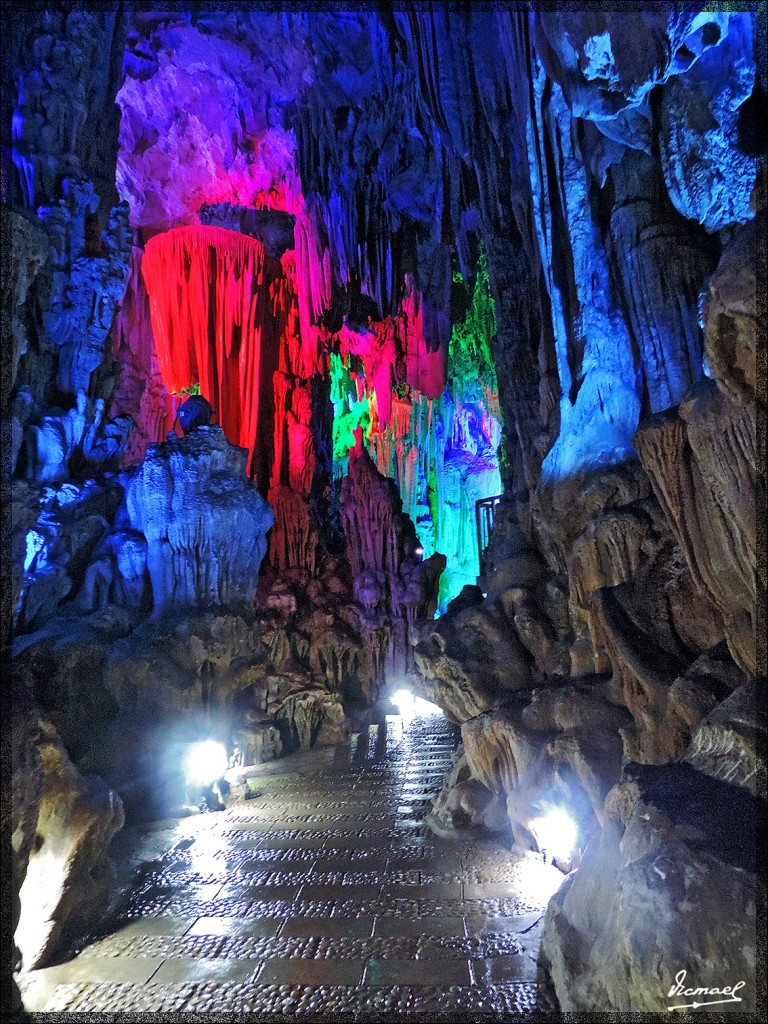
[19,712,563,1015]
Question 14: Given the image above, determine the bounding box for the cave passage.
[19,711,562,1014]
[7,6,762,1016]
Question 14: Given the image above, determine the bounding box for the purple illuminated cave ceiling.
[4,6,764,1014]
[10,8,760,607]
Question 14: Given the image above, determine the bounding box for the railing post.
[475,494,502,577]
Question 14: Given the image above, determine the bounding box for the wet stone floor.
[20,711,565,1017]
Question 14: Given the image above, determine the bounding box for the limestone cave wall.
[2,5,764,1014]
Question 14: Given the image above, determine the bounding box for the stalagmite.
[125,426,274,611]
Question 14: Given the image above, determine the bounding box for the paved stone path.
[20,710,564,1016]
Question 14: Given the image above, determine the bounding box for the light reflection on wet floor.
[19,712,564,1016]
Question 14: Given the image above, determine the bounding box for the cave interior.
[3,5,765,1017]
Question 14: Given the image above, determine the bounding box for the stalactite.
[141,225,289,477]
[326,254,502,609]
[401,275,449,399]
[267,484,319,575]
[294,208,331,378]
[608,151,717,414]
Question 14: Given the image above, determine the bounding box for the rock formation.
[4,5,763,1013]
[341,448,445,682]
[9,7,126,209]
[15,718,124,971]
[38,181,131,397]
[539,761,761,1014]
[1,210,49,411]
[7,676,43,1010]
[125,426,274,612]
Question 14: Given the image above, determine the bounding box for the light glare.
[24,530,45,573]
[185,740,228,787]
[516,850,567,901]
[530,807,578,865]
[391,689,440,724]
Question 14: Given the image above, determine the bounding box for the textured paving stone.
[281,917,376,939]
[464,881,520,899]
[258,958,367,986]
[40,980,540,1014]
[373,915,466,939]
[473,953,539,984]
[151,956,260,985]
[363,957,471,986]
[108,916,193,937]
[381,881,463,899]
[467,913,543,935]
[18,711,564,1015]
[186,915,282,938]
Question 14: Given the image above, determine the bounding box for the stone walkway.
[20,711,564,1017]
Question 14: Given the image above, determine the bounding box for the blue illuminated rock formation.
[4,6,763,1011]
[125,426,274,612]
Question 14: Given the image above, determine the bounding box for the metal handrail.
[475,494,502,573]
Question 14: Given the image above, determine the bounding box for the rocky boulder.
[685,679,766,797]
[539,762,761,1013]
[702,211,763,410]
[126,426,274,612]
[412,601,532,723]
[15,715,124,971]
[1,209,49,408]
[428,744,509,836]
[635,382,757,676]
[7,677,43,1011]
[274,688,350,752]
[459,683,628,862]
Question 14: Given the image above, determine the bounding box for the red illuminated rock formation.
[338,317,398,428]
[294,208,332,378]
[265,272,323,569]
[336,296,448,434]
[141,225,289,477]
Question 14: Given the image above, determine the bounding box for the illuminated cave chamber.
[130,224,502,609]
[6,7,762,1016]
[331,253,502,610]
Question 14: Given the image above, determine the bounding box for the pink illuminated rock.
[402,273,449,400]
[338,317,397,428]
[116,19,310,231]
